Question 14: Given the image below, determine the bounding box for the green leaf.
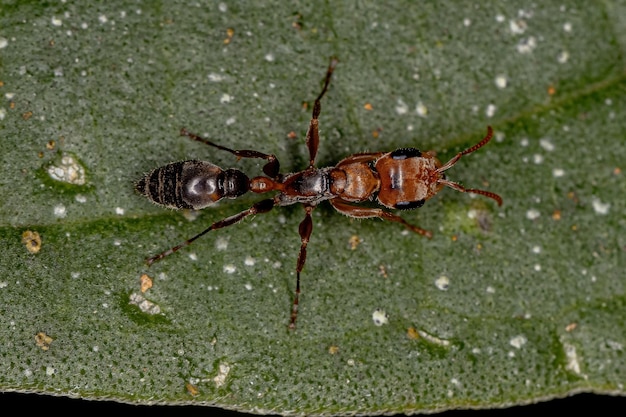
[1,1,624,414]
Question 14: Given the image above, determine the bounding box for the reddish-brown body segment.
[375,152,441,209]
[136,60,502,329]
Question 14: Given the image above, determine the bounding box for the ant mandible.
[135,59,502,329]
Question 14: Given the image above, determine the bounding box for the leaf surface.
[0,1,624,414]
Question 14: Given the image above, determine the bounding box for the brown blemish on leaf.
[349,235,362,250]
[223,28,234,44]
[22,230,42,254]
[186,382,199,396]
[35,332,53,351]
[140,274,153,293]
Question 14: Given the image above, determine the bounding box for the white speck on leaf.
[214,362,231,387]
[129,292,161,315]
[509,19,527,34]
[208,73,225,82]
[509,335,527,349]
[435,275,450,291]
[418,330,451,347]
[47,153,86,185]
[495,75,507,89]
[526,209,540,220]
[591,198,610,215]
[564,342,581,375]
[372,308,389,326]
[395,98,408,115]
[539,138,555,151]
[54,204,67,218]
[216,237,228,250]
[516,36,537,54]
[416,102,428,117]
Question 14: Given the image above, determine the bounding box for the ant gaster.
[135,59,502,329]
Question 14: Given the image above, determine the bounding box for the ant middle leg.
[146,197,276,266]
[180,128,280,178]
[305,58,338,167]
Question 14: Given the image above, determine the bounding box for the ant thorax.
[276,167,337,206]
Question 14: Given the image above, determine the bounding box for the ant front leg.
[305,58,338,167]
[180,128,280,178]
[330,198,433,238]
[289,204,315,330]
[146,198,276,266]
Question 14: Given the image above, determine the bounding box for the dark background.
[1,392,623,415]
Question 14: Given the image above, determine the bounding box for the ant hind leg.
[146,198,276,265]
[180,128,280,178]
[289,205,315,330]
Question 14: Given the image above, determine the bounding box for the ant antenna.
[436,126,503,206]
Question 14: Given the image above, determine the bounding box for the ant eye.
[395,199,425,210]
[390,148,422,160]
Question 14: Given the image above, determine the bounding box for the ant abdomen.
[135,160,250,210]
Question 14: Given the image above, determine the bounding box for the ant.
[135,59,502,329]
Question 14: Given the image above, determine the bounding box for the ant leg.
[330,198,433,238]
[180,128,280,178]
[289,205,315,330]
[305,58,338,167]
[335,152,385,166]
[146,198,276,266]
